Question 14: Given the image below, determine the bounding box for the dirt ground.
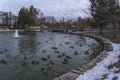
[85,30,120,44]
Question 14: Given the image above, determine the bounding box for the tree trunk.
[113,23,117,38]
[99,26,103,34]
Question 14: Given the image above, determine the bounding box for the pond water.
[0,32,102,80]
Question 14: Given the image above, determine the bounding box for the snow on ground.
[76,43,120,80]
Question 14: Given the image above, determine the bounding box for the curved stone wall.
[54,33,113,80]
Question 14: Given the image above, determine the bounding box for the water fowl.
[49,60,53,65]
[22,61,28,66]
[60,44,62,46]
[42,71,48,76]
[54,50,59,53]
[41,58,48,61]
[42,50,46,53]
[0,51,3,54]
[66,56,72,59]
[85,51,89,55]
[31,61,39,65]
[70,46,74,49]
[48,54,50,59]
[74,51,79,55]
[65,42,70,44]
[34,61,39,65]
[0,60,7,64]
[4,49,8,52]
[38,42,41,44]
[57,55,62,58]
[51,47,58,50]
[62,53,65,56]
[24,56,27,60]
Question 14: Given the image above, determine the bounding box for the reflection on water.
[0,32,102,80]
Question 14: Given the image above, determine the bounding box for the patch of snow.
[76,43,120,80]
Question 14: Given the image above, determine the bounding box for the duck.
[62,53,65,56]
[4,49,8,52]
[85,51,89,55]
[42,71,48,76]
[48,54,50,59]
[60,44,62,46]
[54,50,59,53]
[74,51,79,55]
[57,55,62,58]
[66,56,72,59]
[49,60,53,65]
[65,42,70,44]
[42,50,46,53]
[0,60,7,64]
[24,56,27,60]
[70,46,74,49]
[51,47,58,50]
[41,68,45,71]
[0,51,3,54]
[22,61,28,66]
[41,58,48,61]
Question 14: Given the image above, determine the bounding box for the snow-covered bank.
[76,43,120,80]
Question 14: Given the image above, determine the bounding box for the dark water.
[0,32,102,80]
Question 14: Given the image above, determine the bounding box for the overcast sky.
[0,0,90,19]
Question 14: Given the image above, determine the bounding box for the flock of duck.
[0,35,99,76]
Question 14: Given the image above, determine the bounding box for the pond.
[0,31,103,80]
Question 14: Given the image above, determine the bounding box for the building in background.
[0,11,17,29]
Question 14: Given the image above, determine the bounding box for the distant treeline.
[17,5,92,31]
[17,0,120,37]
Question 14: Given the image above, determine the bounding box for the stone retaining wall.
[54,33,113,80]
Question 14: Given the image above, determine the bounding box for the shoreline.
[0,29,25,32]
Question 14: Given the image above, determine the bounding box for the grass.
[85,30,120,43]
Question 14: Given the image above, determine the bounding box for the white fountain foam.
[14,30,20,38]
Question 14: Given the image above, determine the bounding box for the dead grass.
[85,30,120,43]
[107,55,120,70]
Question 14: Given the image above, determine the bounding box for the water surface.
[0,32,102,80]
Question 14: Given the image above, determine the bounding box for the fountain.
[14,30,20,38]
